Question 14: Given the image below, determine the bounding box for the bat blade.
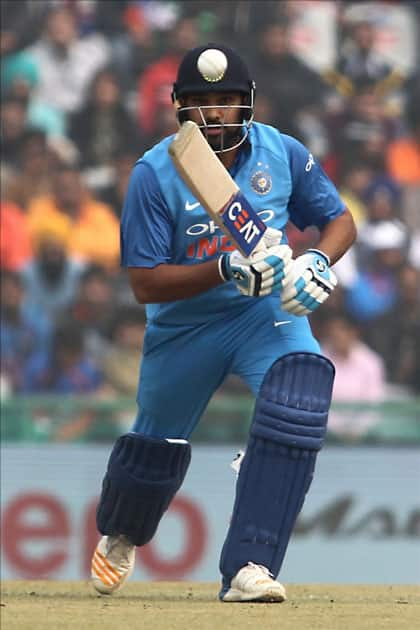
[169,121,266,256]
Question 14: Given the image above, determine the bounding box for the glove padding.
[281,249,337,316]
[219,229,293,297]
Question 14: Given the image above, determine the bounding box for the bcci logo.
[251,170,272,195]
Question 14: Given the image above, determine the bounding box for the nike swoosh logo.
[274,320,292,327]
[185,200,201,211]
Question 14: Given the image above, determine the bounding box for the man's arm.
[280,135,357,316]
[122,161,224,303]
[128,261,222,304]
[123,162,292,304]
[315,208,357,265]
[129,227,292,304]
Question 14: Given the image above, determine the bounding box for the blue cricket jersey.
[121,122,345,325]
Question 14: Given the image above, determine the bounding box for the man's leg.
[92,434,191,594]
[219,351,334,601]
[92,322,230,594]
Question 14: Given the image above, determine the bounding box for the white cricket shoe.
[222,562,287,602]
[91,535,135,595]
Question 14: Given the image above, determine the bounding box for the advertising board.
[1,446,419,584]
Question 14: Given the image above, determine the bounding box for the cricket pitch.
[1,581,419,630]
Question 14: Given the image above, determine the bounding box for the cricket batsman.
[91,43,356,601]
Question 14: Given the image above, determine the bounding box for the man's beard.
[203,125,243,153]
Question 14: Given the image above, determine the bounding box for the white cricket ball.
[197,49,228,82]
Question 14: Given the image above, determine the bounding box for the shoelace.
[246,562,274,578]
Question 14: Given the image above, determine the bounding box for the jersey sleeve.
[282,134,345,231]
[120,161,173,268]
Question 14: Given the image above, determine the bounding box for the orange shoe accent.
[95,550,123,579]
[92,555,116,586]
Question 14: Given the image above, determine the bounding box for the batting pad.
[96,433,191,546]
[219,352,334,590]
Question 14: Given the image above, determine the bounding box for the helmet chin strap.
[210,120,253,154]
[175,103,254,153]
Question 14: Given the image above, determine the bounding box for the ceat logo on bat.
[220,192,266,256]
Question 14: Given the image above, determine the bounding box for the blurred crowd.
[1,0,420,406]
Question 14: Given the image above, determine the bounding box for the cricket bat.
[169,121,266,257]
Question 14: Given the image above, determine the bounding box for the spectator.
[1,49,65,137]
[21,319,103,394]
[324,16,404,104]
[355,178,402,262]
[320,313,387,437]
[1,95,28,168]
[0,200,32,272]
[1,49,38,98]
[0,269,51,392]
[26,6,110,116]
[0,165,32,271]
[102,305,146,396]
[335,177,401,291]
[386,117,420,186]
[21,232,85,322]
[5,129,53,210]
[251,21,327,141]
[393,70,420,231]
[68,68,140,176]
[147,99,181,147]
[253,92,276,127]
[1,0,419,406]
[337,163,372,226]
[321,313,386,402]
[98,149,138,218]
[136,17,199,139]
[365,264,420,393]
[0,0,46,54]
[346,219,409,322]
[360,177,401,224]
[109,2,157,92]
[69,264,117,361]
[326,82,397,180]
[309,284,348,342]
[93,0,132,39]
[26,164,120,269]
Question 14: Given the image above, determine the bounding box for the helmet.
[172,43,256,152]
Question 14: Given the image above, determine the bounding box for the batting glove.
[218,236,293,297]
[281,249,337,316]
[260,226,284,248]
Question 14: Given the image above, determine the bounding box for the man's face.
[53,170,83,211]
[328,318,357,356]
[1,101,26,140]
[353,23,375,51]
[80,276,113,307]
[261,25,289,58]
[37,240,67,283]
[47,9,76,48]
[181,91,245,152]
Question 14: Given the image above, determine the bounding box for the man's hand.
[281,249,337,316]
[219,229,293,297]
